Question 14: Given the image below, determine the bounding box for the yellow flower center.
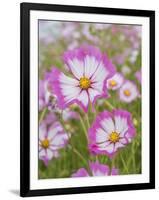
[124,89,131,97]
[79,77,91,89]
[41,139,50,149]
[109,80,117,87]
[109,131,120,143]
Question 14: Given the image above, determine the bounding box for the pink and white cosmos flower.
[39,122,69,166]
[72,161,118,177]
[49,45,116,112]
[119,80,139,103]
[107,72,124,90]
[89,109,136,157]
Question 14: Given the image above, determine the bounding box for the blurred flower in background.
[107,72,124,90]
[39,120,69,166]
[119,80,139,103]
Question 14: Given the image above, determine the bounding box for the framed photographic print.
[20,2,155,197]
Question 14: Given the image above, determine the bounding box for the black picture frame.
[20,2,155,197]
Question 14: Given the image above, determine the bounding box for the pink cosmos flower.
[135,70,141,83]
[39,121,69,166]
[119,80,139,103]
[89,109,136,157]
[49,45,116,112]
[107,72,124,90]
[72,161,118,177]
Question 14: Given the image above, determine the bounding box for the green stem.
[126,141,138,172]
[105,100,115,110]
[111,157,115,168]
[39,107,47,123]
[120,153,129,174]
[132,142,136,172]
[85,113,90,129]
[60,111,92,175]
[94,104,99,119]
[96,155,99,162]
[69,145,88,166]
[69,145,92,176]
[79,114,88,141]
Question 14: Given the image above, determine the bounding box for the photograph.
[38,21,142,179]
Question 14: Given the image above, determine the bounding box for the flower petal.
[39,149,46,158]
[49,67,80,109]
[46,149,54,160]
[91,62,108,83]
[39,124,47,140]
[119,137,128,144]
[62,86,81,103]
[51,132,68,148]
[101,118,115,134]
[47,122,63,140]
[88,88,100,102]
[113,109,136,138]
[77,90,89,110]
[90,162,109,176]
[114,142,125,152]
[105,143,114,154]
[67,58,84,79]
[111,167,119,175]
[114,116,128,136]
[84,55,99,78]
[60,73,79,86]
[96,128,109,143]
[72,168,89,177]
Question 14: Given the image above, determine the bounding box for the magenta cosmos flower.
[89,109,136,157]
[119,80,139,103]
[72,161,118,177]
[49,45,116,112]
[39,121,69,166]
[107,72,124,90]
